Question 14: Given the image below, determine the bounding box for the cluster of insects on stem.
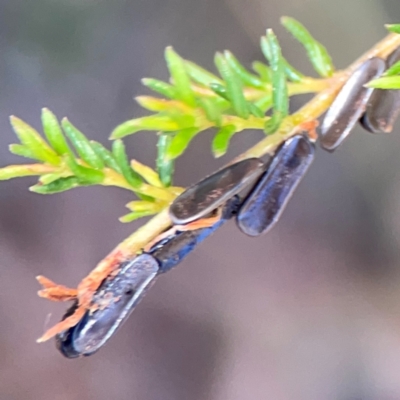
[1,18,400,358]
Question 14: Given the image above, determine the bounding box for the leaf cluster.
[112,17,335,158]
[0,109,178,222]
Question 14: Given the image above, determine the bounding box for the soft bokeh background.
[1,0,400,399]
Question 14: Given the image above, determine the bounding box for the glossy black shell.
[236,135,315,236]
[360,47,400,134]
[320,57,386,151]
[169,158,264,225]
[56,254,159,358]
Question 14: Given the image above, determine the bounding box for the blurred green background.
[1,0,400,399]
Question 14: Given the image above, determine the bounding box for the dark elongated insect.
[320,57,386,151]
[360,47,400,134]
[57,254,159,358]
[236,135,315,236]
[56,135,315,357]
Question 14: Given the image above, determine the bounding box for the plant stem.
[98,32,400,262]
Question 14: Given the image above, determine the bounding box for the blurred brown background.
[1,0,400,399]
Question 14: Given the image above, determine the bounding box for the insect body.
[360,48,400,134]
[236,135,315,236]
[53,133,316,357]
[57,254,159,358]
[320,57,386,151]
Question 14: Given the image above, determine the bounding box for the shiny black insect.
[320,57,386,151]
[57,135,315,358]
[360,47,400,134]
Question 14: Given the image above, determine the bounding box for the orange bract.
[37,210,223,343]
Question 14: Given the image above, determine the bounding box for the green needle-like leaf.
[214,53,249,119]
[141,78,178,99]
[386,24,400,34]
[281,16,334,78]
[125,200,162,213]
[65,155,105,184]
[197,98,223,125]
[136,96,175,112]
[224,51,264,88]
[248,103,265,118]
[166,128,199,160]
[0,164,53,180]
[9,116,60,165]
[112,140,142,188]
[184,60,223,86]
[119,210,157,223]
[254,94,273,112]
[39,172,72,185]
[209,83,230,100]
[90,141,122,173]
[41,108,71,155]
[130,160,163,187]
[251,61,272,82]
[9,144,37,160]
[260,37,304,82]
[30,176,82,194]
[212,125,236,158]
[110,115,180,139]
[263,30,288,134]
[165,47,196,106]
[383,60,400,77]
[61,119,104,169]
[157,133,174,187]
[367,76,400,89]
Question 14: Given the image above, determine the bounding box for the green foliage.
[110,17,336,162]
[0,109,176,221]
[281,16,334,78]
[386,24,400,34]
[8,16,400,223]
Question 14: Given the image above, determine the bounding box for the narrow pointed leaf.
[166,128,199,160]
[90,141,122,173]
[252,61,272,82]
[136,96,173,112]
[214,53,249,119]
[264,30,288,133]
[141,78,177,99]
[9,116,60,165]
[110,115,179,139]
[9,144,36,159]
[30,176,81,194]
[39,172,72,185]
[184,60,223,86]
[224,51,264,88]
[157,134,174,187]
[0,164,53,180]
[197,98,223,125]
[386,24,400,34]
[254,95,273,112]
[165,47,195,106]
[61,119,104,169]
[212,125,236,157]
[248,103,265,118]
[383,60,400,77]
[41,108,71,155]
[260,36,304,82]
[125,200,162,213]
[131,160,163,187]
[281,16,334,77]
[119,210,157,223]
[264,114,281,135]
[367,76,400,89]
[65,155,105,184]
[112,140,142,188]
[210,83,230,100]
